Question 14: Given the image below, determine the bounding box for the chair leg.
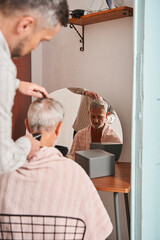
[113,192,121,240]
[124,193,130,239]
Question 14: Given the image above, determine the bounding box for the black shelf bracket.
[69,24,84,51]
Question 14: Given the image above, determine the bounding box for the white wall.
[32,1,133,239]
[31,43,43,86]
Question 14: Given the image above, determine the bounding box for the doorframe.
[131,0,160,239]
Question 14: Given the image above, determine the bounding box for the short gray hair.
[27,98,64,133]
[0,0,69,27]
[89,100,108,113]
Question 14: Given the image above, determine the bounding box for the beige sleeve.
[67,87,87,95]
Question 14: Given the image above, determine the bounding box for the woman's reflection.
[69,100,122,157]
[68,88,116,137]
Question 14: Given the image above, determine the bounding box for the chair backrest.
[0,214,86,240]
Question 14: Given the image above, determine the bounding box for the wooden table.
[92,162,131,240]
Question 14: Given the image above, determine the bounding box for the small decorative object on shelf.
[70,9,85,19]
[113,0,125,7]
[105,0,112,9]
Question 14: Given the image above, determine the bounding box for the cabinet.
[68,6,133,51]
[12,54,31,140]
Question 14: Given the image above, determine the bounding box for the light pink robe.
[70,123,122,156]
[0,147,112,240]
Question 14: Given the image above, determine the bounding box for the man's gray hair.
[27,98,64,133]
[0,0,69,27]
[89,100,108,113]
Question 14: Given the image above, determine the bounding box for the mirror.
[49,88,123,160]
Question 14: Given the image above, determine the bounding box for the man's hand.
[25,135,41,160]
[18,81,49,98]
[84,90,100,100]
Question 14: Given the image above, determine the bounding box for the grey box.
[75,149,115,178]
[90,142,122,162]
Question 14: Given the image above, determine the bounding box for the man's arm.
[18,81,49,98]
[0,67,40,173]
[67,87,87,95]
[68,87,100,99]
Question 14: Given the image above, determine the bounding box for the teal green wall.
[132,0,160,239]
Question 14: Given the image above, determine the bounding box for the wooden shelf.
[69,6,133,26]
[68,6,133,51]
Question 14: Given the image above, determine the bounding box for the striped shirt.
[69,123,122,156]
[0,30,31,173]
[0,147,113,239]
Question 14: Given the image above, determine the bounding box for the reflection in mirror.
[49,88,123,160]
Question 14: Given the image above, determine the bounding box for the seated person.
[0,98,112,240]
[69,100,122,157]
